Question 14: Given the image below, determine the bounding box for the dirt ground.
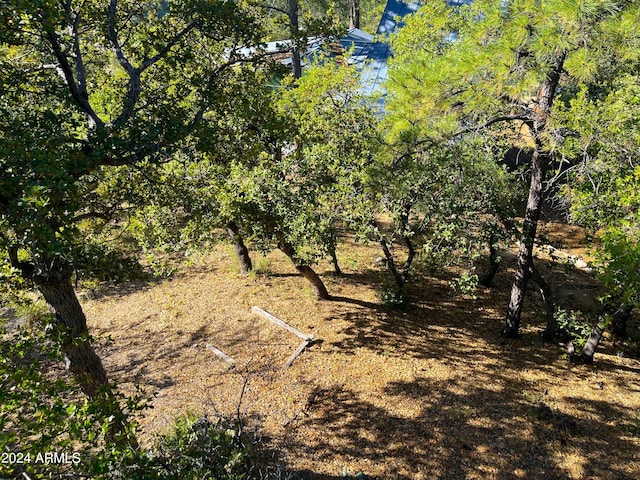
[81,224,640,480]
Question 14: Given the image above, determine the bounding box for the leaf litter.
[82,225,640,479]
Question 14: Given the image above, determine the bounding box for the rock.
[575,258,589,269]
[374,256,387,266]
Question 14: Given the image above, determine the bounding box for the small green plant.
[345,252,360,271]
[251,256,272,277]
[145,253,176,279]
[149,414,254,480]
[449,271,479,299]
[621,331,640,358]
[0,258,31,306]
[555,308,593,350]
[379,285,408,310]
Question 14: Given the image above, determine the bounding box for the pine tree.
[387,0,633,338]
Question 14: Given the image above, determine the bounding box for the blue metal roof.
[341,0,422,98]
[249,0,433,98]
[377,0,422,35]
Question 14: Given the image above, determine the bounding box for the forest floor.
[81,221,640,480]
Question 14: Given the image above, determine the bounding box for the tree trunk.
[529,265,557,340]
[349,0,360,29]
[479,241,500,287]
[400,235,415,282]
[611,304,633,338]
[288,0,302,79]
[327,230,342,276]
[378,235,415,289]
[578,304,633,362]
[20,257,108,396]
[373,210,414,289]
[330,244,342,276]
[276,237,330,300]
[502,148,548,337]
[502,53,565,338]
[295,264,330,300]
[379,237,404,288]
[226,221,252,275]
[14,253,135,447]
[578,315,608,364]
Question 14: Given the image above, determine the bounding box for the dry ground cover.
[81,225,640,480]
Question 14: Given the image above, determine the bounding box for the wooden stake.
[206,344,236,364]
[252,306,315,367]
[284,338,313,368]
[251,306,312,341]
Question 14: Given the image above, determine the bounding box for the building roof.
[247,0,460,99]
[341,0,422,98]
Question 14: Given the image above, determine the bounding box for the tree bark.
[502,53,565,338]
[378,235,415,289]
[502,146,548,337]
[529,265,557,340]
[330,244,342,276]
[611,304,633,338]
[288,0,302,79]
[327,230,342,276]
[349,0,360,29]
[13,253,135,447]
[379,237,404,288]
[276,236,330,300]
[226,221,252,275]
[479,241,500,287]
[294,264,330,299]
[578,304,633,362]
[373,208,414,289]
[578,315,607,364]
[401,235,415,282]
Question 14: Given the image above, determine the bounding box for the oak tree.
[0,0,264,441]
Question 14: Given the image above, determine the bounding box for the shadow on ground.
[273,253,639,479]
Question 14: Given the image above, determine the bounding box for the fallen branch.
[251,306,313,341]
[206,344,236,364]
[252,306,315,367]
[285,338,313,368]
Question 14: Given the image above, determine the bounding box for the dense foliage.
[0,314,257,480]
[386,0,639,343]
[0,311,141,479]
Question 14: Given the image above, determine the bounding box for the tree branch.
[390,111,533,167]
[70,9,90,115]
[69,211,114,223]
[7,246,20,270]
[108,0,199,128]
[138,22,198,73]
[107,0,141,128]
[41,13,103,128]
[260,4,289,15]
[452,115,533,138]
[188,51,272,130]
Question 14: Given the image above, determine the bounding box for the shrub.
[379,285,409,310]
[74,241,146,284]
[251,256,273,277]
[15,300,51,324]
[148,415,254,480]
[0,313,259,480]
[555,308,592,350]
[0,315,146,479]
